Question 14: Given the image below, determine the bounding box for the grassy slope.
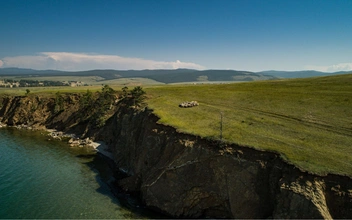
[146,74,352,176]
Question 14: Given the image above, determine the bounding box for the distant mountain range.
[0,68,351,83]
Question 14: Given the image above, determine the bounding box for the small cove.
[0,127,157,219]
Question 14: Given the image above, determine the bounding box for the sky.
[0,0,352,72]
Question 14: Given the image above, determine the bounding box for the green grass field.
[0,76,163,96]
[1,74,351,176]
[146,74,352,176]
[0,75,164,86]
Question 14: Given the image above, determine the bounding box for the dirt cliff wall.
[1,95,351,218]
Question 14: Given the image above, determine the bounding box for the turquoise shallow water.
[0,128,151,219]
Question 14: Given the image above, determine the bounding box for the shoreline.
[0,124,114,161]
[46,128,115,160]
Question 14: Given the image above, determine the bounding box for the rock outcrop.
[1,95,351,219]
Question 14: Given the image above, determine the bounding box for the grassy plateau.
[146,74,352,177]
[0,74,351,177]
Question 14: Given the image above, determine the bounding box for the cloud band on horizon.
[0,52,205,71]
[305,63,352,72]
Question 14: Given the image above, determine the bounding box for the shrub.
[54,92,64,113]
[80,89,93,107]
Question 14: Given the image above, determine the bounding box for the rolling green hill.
[2,68,351,82]
[0,68,275,83]
[2,67,351,83]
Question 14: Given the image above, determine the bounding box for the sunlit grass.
[146,74,352,176]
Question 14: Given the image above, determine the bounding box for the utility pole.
[220,112,223,141]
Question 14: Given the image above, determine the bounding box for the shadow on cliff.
[78,153,168,219]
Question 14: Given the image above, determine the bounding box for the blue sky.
[1,0,352,72]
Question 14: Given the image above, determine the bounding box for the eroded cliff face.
[1,95,351,219]
[98,107,352,219]
[0,95,81,130]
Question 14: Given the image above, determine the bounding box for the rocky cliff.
[1,95,351,219]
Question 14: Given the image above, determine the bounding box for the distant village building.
[0,80,19,88]
[0,79,76,87]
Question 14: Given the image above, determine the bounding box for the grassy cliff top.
[146,74,352,177]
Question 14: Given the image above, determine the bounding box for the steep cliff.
[1,95,351,219]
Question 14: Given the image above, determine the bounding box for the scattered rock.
[68,137,93,147]
[47,131,80,144]
[179,101,199,108]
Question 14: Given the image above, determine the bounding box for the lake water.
[0,128,155,219]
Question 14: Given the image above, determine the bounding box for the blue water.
[0,128,151,219]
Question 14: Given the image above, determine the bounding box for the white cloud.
[305,62,352,72]
[0,52,205,71]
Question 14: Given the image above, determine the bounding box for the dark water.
[0,128,153,219]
